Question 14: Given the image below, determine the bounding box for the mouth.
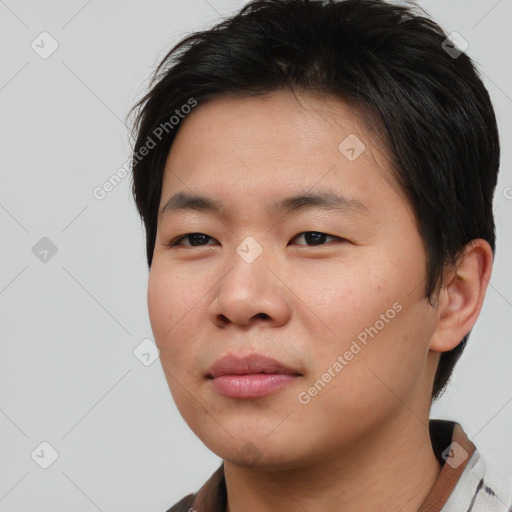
[207,353,303,399]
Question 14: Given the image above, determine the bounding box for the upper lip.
[207,353,302,378]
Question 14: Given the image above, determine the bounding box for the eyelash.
[167,231,344,248]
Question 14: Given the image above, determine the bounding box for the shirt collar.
[418,419,476,511]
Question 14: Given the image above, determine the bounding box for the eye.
[167,231,343,248]
[291,231,342,246]
[168,233,217,247]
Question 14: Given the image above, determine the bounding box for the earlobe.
[429,239,494,353]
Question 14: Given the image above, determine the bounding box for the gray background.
[0,1,510,510]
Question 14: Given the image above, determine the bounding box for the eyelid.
[168,233,217,247]
[168,231,344,248]
[291,232,340,245]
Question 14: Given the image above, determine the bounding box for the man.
[129,0,511,510]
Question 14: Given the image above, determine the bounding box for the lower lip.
[210,374,299,398]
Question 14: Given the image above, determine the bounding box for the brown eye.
[291,231,341,246]
[170,233,216,247]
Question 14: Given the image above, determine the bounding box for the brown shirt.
[165,420,511,512]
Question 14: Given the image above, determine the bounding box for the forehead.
[160,89,402,217]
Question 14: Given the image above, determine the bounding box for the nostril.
[217,314,230,324]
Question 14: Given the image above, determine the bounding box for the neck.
[224,413,442,512]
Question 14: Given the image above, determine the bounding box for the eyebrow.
[159,190,370,220]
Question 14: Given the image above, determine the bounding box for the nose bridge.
[210,233,289,326]
[234,234,267,266]
[226,233,275,292]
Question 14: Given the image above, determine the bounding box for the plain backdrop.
[0,1,511,510]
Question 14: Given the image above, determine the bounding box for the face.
[148,89,440,469]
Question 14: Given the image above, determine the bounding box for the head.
[129,0,498,466]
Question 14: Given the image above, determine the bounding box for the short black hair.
[128,0,500,401]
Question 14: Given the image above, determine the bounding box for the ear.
[429,239,494,353]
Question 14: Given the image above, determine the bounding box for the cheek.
[147,265,196,354]
[289,256,429,382]
[147,267,175,343]
[147,266,205,408]
[288,260,394,341]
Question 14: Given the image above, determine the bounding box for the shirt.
[165,419,512,512]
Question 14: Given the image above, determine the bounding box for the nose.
[207,246,292,329]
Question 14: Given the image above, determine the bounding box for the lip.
[207,353,302,398]
[207,353,301,378]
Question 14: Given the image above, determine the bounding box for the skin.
[147,89,493,512]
